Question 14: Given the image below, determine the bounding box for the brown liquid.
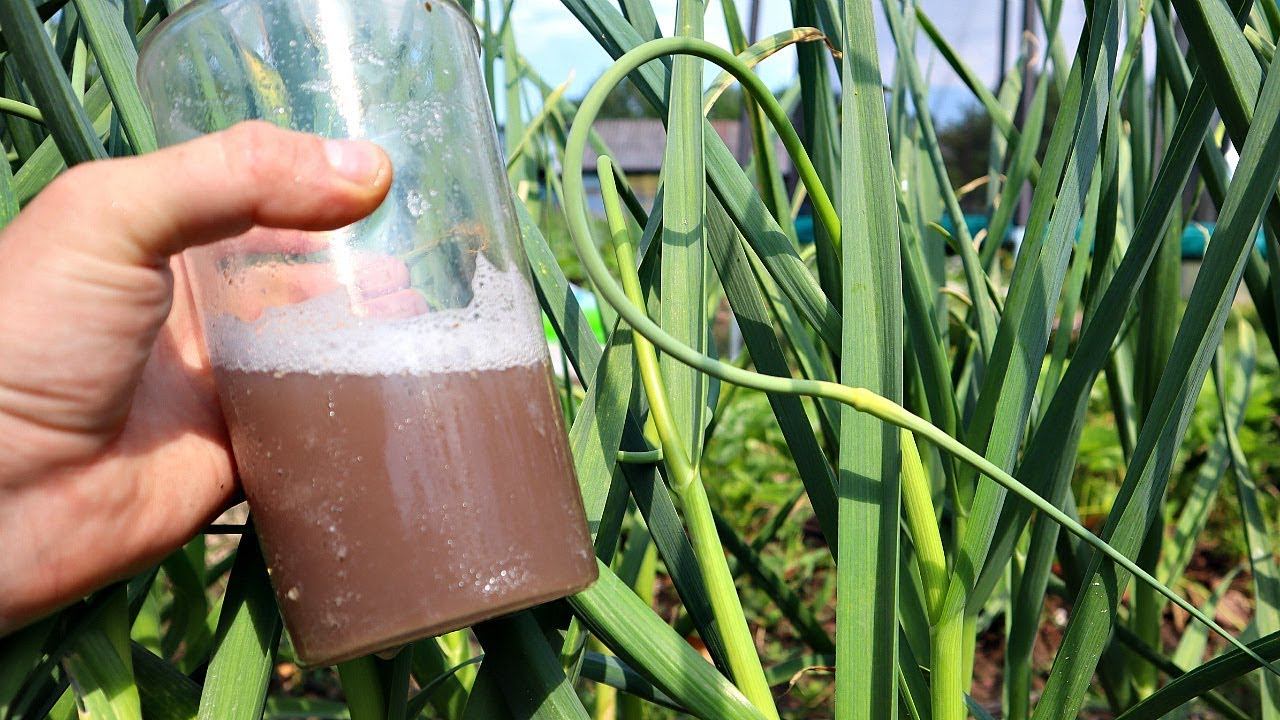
[215,362,597,666]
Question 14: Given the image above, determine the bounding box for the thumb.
[18,120,392,265]
[0,122,391,441]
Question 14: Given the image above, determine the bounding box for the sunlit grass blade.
[600,155,776,714]
[0,122,18,223]
[559,0,843,353]
[789,0,842,309]
[715,1,798,242]
[740,235,841,443]
[1173,569,1242,670]
[961,0,1113,451]
[534,163,737,675]
[579,652,684,714]
[1216,320,1280,714]
[471,613,591,719]
[2,60,46,160]
[1116,632,1280,720]
[701,27,825,116]
[881,0,997,356]
[913,4,1040,191]
[569,560,766,720]
[981,72,1049,271]
[617,0,659,39]
[1175,0,1261,133]
[504,75,571,171]
[0,96,42,124]
[712,507,834,652]
[0,0,105,163]
[336,656,384,720]
[46,687,76,720]
[955,0,1116,573]
[198,538,281,720]
[1169,0,1280,349]
[706,203,838,549]
[1033,25,1280,719]
[407,639,473,718]
[661,0,708,469]
[160,543,214,672]
[970,39,1223,616]
[12,74,108,200]
[1158,0,1280,359]
[62,586,142,720]
[1036,164,1101,420]
[566,333,634,552]
[936,7,1119,711]
[71,0,155,153]
[835,0,901,716]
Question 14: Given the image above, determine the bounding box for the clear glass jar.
[137,0,596,666]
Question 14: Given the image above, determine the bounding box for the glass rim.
[137,0,481,81]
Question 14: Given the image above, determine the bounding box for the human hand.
[0,121,397,631]
[211,227,429,322]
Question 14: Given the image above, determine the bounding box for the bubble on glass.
[406,189,427,218]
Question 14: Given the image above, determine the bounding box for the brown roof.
[581,118,794,174]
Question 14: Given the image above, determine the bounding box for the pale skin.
[0,121,408,632]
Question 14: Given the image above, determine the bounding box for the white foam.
[207,255,546,376]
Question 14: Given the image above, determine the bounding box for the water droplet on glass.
[406,189,427,218]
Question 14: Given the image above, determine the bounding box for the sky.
[506,0,1092,125]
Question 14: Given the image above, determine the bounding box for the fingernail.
[324,139,386,186]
